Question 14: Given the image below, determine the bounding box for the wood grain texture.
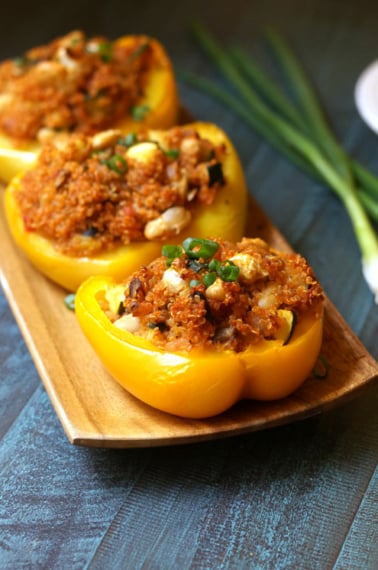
[68,385,378,570]
[0,192,377,448]
[1,383,377,569]
[0,298,39,438]
[334,463,378,569]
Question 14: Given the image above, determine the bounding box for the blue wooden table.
[1,1,377,568]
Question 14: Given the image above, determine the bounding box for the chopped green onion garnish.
[182,237,219,259]
[189,279,202,288]
[162,244,183,266]
[102,154,127,174]
[127,41,150,65]
[162,244,183,258]
[312,355,329,379]
[13,55,27,67]
[164,148,180,159]
[64,293,76,311]
[208,258,221,272]
[70,36,82,46]
[217,260,240,282]
[118,133,138,147]
[202,272,217,287]
[90,148,105,156]
[209,257,239,281]
[131,105,150,121]
[98,41,113,62]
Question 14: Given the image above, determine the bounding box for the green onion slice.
[64,293,76,311]
[312,354,329,379]
[131,105,150,121]
[182,237,219,259]
[118,133,138,147]
[208,258,221,272]
[13,55,27,67]
[163,148,180,159]
[127,42,150,65]
[217,260,240,282]
[98,41,113,62]
[209,257,239,281]
[102,154,127,174]
[202,272,217,287]
[162,244,183,266]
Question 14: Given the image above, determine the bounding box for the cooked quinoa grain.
[14,127,227,255]
[0,31,156,143]
[107,237,324,352]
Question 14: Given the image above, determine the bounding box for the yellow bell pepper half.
[0,35,179,182]
[75,275,324,419]
[4,122,248,291]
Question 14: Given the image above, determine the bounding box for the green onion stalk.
[184,21,378,303]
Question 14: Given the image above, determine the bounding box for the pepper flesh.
[75,275,324,419]
[4,122,248,291]
[0,34,179,182]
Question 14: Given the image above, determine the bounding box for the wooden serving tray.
[1,193,377,448]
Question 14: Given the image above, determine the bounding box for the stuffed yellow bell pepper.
[4,122,248,291]
[75,236,324,418]
[0,30,179,182]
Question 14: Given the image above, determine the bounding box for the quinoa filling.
[0,30,156,143]
[14,127,227,256]
[104,237,324,353]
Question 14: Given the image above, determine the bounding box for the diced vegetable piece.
[273,309,295,345]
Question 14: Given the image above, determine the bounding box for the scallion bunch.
[181,21,378,303]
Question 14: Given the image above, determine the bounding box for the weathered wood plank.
[0,388,153,569]
[0,293,39,438]
[86,387,378,569]
[334,465,378,570]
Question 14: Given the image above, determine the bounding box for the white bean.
[144,207,191,240]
